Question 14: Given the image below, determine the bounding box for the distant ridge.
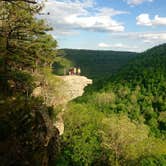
[113,43,166,83]
[54,49,138,78]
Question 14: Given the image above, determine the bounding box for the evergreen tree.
[0,1,57,95]
[0,1,60,165]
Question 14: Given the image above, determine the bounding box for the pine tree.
[0,1,57,95]
[0,1,60,165]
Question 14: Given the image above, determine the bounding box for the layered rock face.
[60,75,92,103]
[55,76,92,135]
[33,75,92,106]
[33,75,92,135]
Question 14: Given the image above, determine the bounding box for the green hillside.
[113,43,166,84]
[80,44,166,127]
[85,43,166,93]
[53,49,138,78]
[60,44,166,165]
[103,44,166,131]
[1,1,166,166]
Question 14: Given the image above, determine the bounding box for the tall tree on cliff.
[0,0,57,95]
[0,1,60,165]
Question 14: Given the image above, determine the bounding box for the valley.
[0,1,166,166]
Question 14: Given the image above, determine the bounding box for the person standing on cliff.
[71,68,74,75]
[69,68,72,75]
[64,68,67,75]
[74,67,77,75]
[77,67,81,75]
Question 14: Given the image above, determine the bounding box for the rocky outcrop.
[54,108,65,135]
[55,76,92,135]
[33,75,92,105]
[33,75,92,135]
[60,75,92,103]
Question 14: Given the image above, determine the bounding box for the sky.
[39,0,166,52]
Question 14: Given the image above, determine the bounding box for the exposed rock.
[60,75,92,103]
[32,75,92,135]
[33,75,92,106]
[54,109,65,135]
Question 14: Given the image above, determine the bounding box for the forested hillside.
[53,49,138,78]
[0,1,60,165]
[113,43,166,84]
[59,44,166,166]
[0,1,166,166]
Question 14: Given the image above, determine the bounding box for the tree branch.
[3,0,37,4]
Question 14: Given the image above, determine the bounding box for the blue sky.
[40,0,166,52]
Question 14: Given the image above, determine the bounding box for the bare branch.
[2,0,37,4]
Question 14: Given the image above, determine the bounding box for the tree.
[100,115,166,165]
[0,1,57,95]
[0,1,60,165]
[0,96,60,165]
[60,103,103,166]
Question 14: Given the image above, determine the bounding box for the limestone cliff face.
[54,75,92,135]
[60,75,92,103]
[33,75,92,106]
[33,75,92,135]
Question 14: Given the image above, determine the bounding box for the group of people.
[68,67,81,75]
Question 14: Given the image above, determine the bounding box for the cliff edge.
[60,75,92,103]
[54,75,92,135]
[33,75,92,106]
[33,74,92,135]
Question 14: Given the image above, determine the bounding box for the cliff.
[59,75,92,103]
[54,75,92,135]
[33,73,92,135]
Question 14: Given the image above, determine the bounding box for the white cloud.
[111,32,166,51]
[139,33,166,41]
[143,39,153,43]
[124,0,153,6]
[136,13,166,26]
[39,0,128,35]
[98,42,138,51]
[153,15,166,26]
[98,42,110,48]
[113,31,166,40]
[136,13,152,26]
[112,43,130,49]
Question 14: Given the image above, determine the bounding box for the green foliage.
[60,102,166,165]
[59,103,103,166]
[100,115,166,165]
[34,67,66,106]
[0,96,60,165]
[53,56,74,75]
[61,44,166,165]
[54,49,138,78]
[76,44,166,136]
[1,1,166,165]
[0,1,60,165]
[0,1,58,96]
[135,155,166,166]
